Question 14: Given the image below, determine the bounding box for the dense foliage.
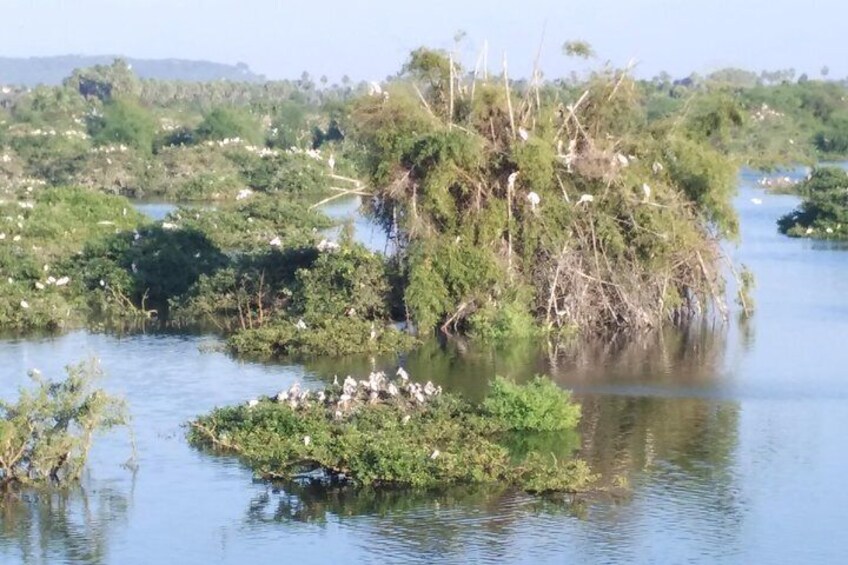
[189,373,592,493]
[352,49,742,338]
[778,167,848,238]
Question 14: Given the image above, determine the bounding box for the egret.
[642,183,651,201]
[368,82,383,96]
[751,198,763,205]
[507,171,519,192]
[396,367,409,381]
[827,227,834,234]
[527,191,541,212]
[295,319,307,330]
[517,127,529,142]
[430,449,440,460]
[328,154,335,172]
[55,276,69,286]
[20,300,29,309]
[615,153,629,167]
[653,162,665,174]
[247,399,259,408]
[35,282,45,290]
[402,415,411,426]
[303,436,311,446]
[269,236,282,247]
[577,194,594,205]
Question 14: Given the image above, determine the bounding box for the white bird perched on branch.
[368,82,383,96]
[577,194,594,206]
[517,127,529,142]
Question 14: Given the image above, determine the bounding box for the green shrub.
[195,107,262,144]
[482,376,581,432]
[0,359,128,490]
[778,167,848,238]
[90,98,156,153]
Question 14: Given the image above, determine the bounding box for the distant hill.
[0,55,266,86]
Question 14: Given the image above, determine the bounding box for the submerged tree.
[350,47,742,338]
[0,359,129,490]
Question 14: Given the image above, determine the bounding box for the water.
[2,180,848,563]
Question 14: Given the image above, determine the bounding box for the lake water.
[2,179,848,564]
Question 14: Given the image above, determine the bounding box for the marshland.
[2,31,848,564]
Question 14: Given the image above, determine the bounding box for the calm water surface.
[2,179,847,564]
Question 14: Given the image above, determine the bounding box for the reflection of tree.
[245,482,584,561]
[0,477,132,565]
[306,324,729,398]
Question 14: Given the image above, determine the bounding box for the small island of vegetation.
[189,372,594,494]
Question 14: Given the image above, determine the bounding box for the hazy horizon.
[2,0,843,81]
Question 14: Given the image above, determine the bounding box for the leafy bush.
[778,167,848,239]
[0,359,128,490]
[89,98,156,153]
[482,376,581,432]
[195,107,262,144]
[228,317,415,358]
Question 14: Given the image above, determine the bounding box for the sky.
[1,0,843,81]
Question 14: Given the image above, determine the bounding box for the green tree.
[90,97,156,153]
[195,107,262,144]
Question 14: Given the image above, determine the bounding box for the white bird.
[303,436,311,446]
[806,228,814,235]
[387,383,399,397]
[131,262,138,273]
[652,161,664,175]
[826,227,834,234]
[269,236,282,247]
[517,127,529,142]
[55,276,69,286]
[295,318,307,330]
[615,153,629,167]
[751,198,763,205]
[430,449,440,460]
[507,171,519,192]
[402,414,411,426]
[161,222,178,230]
[642,183,651,201]
[396,367,409,381]
[328,154,335,172]
[577,194,594,205]
[247,399,259,408]
[370,324,377,341]
[35,282,45,290]
[368,81,383,96]
[527,191,541,212]
[20,300,29,309]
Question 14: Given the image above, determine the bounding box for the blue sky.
[1,0,842,81]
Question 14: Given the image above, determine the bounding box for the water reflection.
[0,478,132,565]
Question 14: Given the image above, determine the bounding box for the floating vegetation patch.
[189,373,594,494]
